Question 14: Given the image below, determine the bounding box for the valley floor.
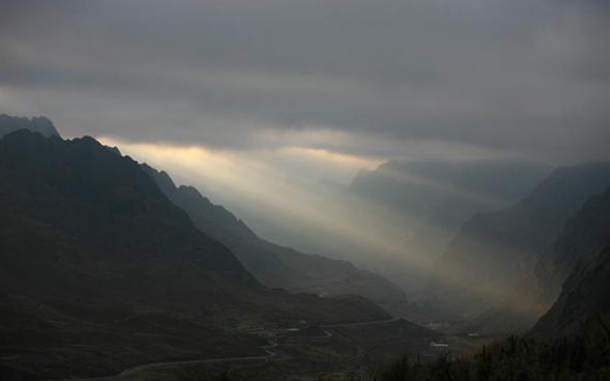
[32,318,490,381]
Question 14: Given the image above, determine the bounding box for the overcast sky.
[1,0,608,172]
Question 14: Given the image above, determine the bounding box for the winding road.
[41,345,277,381]
[320,317,399,328]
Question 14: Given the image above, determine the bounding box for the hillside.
[533,187,610,311]
[464,186,610,335]
[532,244,610,337]
[142,164,411,316]
[0,130,389,380]
[374,187,610,380]
[531,188,610,336]
[425,163,610,319]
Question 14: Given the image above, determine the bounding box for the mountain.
[464,186,610,335]
[377,189,610,378]
[533,187,610,310]
[345,159,550,294]
[531,187,610,336]
[352,159,549,205]
[350,159,549,232]
[0,114,60,138]
[425,162,610,319]
[531,244,610,337]
[142,164,411,316]
[0,130,389,380]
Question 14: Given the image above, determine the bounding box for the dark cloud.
[0,0,607,163]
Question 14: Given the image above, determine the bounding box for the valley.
[1,101,609,380]
[1,0,609,378]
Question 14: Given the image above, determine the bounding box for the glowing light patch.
[95,136,546,317]
[281,147,382,170]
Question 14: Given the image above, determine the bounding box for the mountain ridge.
[142,163,412,316]
[425,162,610,319]
[0,129,391,380]
[0,114,60,138]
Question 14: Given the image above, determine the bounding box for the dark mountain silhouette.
[376,189,610,380]
[426,162,610,319]
[141,164,256,241]
[0,114,60,138]
[464,186,610,335]
[0,130,389,380]
[532,244,610,338]
[142,164,411,316]
[533,188,610,311]
[530,187,610,336]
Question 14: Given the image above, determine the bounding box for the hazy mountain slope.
[142,164,411,316]
[531,244,610,337]
[426,162,610,319]
[141,164,256,241]
[0,130,389,380]
[533,187,610,308]
[531,188,610,336]
[465,186,610,335]
[350,159,549,232]
[352,159,548,208]
[379,186,610,376]
[0,114,60,138]
[345,160,550,294]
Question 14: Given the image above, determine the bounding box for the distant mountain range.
[2,114,608,379]
[142,164,411,317]
[0,125,390,380]
[345,159,550,294]
[426,162,610,321]
[375,178,610,379]
[351,160,551,221]
[0,114,60,138]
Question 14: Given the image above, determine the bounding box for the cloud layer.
[0,0,608,164]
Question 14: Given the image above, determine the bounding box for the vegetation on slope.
[375,319,610,381]
[0,129,389,380]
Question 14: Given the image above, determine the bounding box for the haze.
[1,0,608,299]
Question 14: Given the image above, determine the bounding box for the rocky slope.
[142,164,411,316]
[465,186,610,334]
[425,163,610,319]
[531,187,610,336]
[0,130,389,380]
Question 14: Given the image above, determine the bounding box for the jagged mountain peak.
[0,113,61,138]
